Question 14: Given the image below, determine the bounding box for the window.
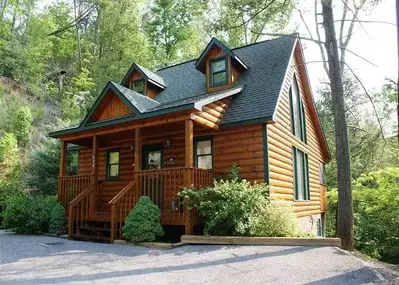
[293,147,309,201]
[210,57,227,86]
[66,150,79,176]
[131,80,145,94]
[290,75,307,143]
[106,149,120,179]
[195,138,213,169]
[319,162,326,185]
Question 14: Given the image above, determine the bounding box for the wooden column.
[58,140,67,205]
[59,140,67,176]
[134,129,142,171]
[184,119,194,235]
[91,135,98,216]
[134,129,142,204]
[92,135,98,181]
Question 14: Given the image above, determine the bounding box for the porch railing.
[68,184,98,238]
[109,180,136,241]
[58,175,92,210]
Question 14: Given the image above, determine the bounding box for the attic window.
[210,57,227,86]
[131,80,145,95]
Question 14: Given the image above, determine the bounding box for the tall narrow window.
[106,149,120,180]
[195,138,213,169]
[290,75,307,143]
[293,147,310,201]
[319,162,326,185]
[66,150,79,176]
[210,57,227,86]
[131,80,145,94]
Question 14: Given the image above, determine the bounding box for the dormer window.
[131,80,145,94]
[210,57,227,86]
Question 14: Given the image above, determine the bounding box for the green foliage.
[122,196,164,243]
[26,140,60,195]
[49,203,67,235]
[3,195,58,234]
[327,168,399,263]
[180,179,269,236]
[249,200,299,237]
[13,106,33,146]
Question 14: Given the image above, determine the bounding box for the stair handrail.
[109,179,136,205]
[109,179,136,241]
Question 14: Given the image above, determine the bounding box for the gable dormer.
[195,38,248,93]
[121,63,166,99]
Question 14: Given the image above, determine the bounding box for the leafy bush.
[122,196,164,243]
[327,167,399,263]
[26,140,60,195]
[3,194,57,234]
[249,200,298,237]
[49,203,67,235]
[180,179,269,236]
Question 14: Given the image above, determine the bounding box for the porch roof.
[49,85,244,138]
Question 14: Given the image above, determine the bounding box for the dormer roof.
[195,37,248,73]
[121,63,166,89]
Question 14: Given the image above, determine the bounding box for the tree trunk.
[321,0,354,250]
[396,0,399,141]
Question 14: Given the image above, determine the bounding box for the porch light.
[165,139,171,148]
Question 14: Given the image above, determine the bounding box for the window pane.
[147,151,162,169]
[196,140,211,155]
[212,71,227,85]
[109,152,119,164]
[198,155,212,169]
[295,149,305,200]
[109,165,119,177]
[67,151,79,175]
[211,59,226,73]
[133,81,144,94]
[291,76,306,142]
[320,163,326,184]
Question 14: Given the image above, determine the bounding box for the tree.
[144,0,208,66]
[210,0,293,47]
[322,0,354,251]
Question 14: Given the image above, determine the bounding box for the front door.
[142,145,163,170]
[141,145,163,209]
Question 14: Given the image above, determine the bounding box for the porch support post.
[59,140,67,177]
[91,135,98,216]
[58,140,67,207]
[134,129,142,171]
[184,119,194,235]
[134,128,142,204]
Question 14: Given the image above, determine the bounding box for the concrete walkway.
[0,230,390,285]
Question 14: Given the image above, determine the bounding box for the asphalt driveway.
[0,230,391,285]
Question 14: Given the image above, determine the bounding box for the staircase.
[68,180,136,243]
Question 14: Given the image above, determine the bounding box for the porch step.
[74,220,112,243]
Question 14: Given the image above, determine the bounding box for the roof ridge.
[155,35,294,73]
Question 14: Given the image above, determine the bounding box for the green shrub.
[3,194,57,234]
[180,179,269,236]
[122,196,164,243]
[249,200,298,237]
[26,140,60,195]
[49,203,67,235]
[326,167,399,264]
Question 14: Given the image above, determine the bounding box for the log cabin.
[49,36,330,242]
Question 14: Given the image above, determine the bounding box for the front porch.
[57,118,223,242]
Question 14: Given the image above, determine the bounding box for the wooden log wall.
[74,121,266,214]
[267,46,325,218]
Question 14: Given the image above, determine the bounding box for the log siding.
[267,46,325,217]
